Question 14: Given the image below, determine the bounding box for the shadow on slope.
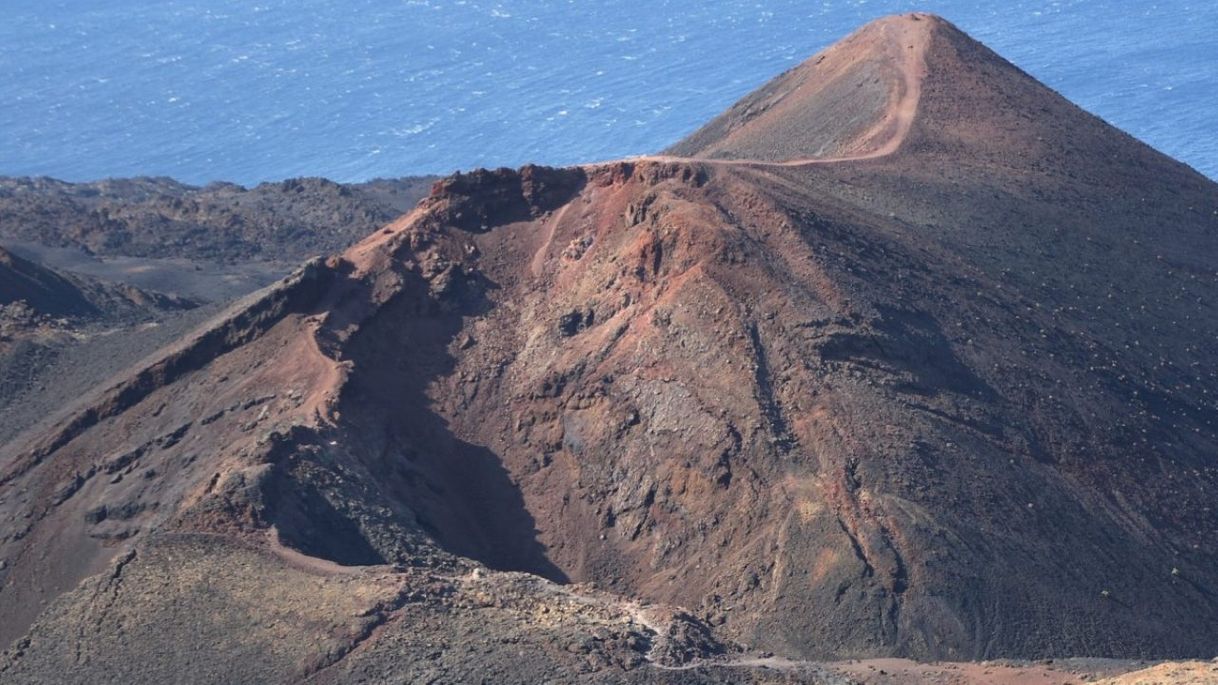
[331,257,569,582]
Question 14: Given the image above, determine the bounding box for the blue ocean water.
[1,1,1215,185]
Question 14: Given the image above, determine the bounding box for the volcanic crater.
[2,13,1218,685]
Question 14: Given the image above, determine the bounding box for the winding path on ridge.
[582,15,930,171]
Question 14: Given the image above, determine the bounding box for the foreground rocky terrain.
[1,13,1216,685]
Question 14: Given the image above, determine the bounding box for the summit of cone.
[665,13,936,162]
[664,12,1210,185]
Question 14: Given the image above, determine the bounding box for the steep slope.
[664,14,927,162]
[0,246,191,317]
[0,245,200,445]
[1,246,103,317]
[0,172,434,454]
[3,12,1218,682]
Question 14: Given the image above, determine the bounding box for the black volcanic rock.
[0,246,193,318]
[0,175,436,263]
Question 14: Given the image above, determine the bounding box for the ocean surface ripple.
[2,0,1214,184]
